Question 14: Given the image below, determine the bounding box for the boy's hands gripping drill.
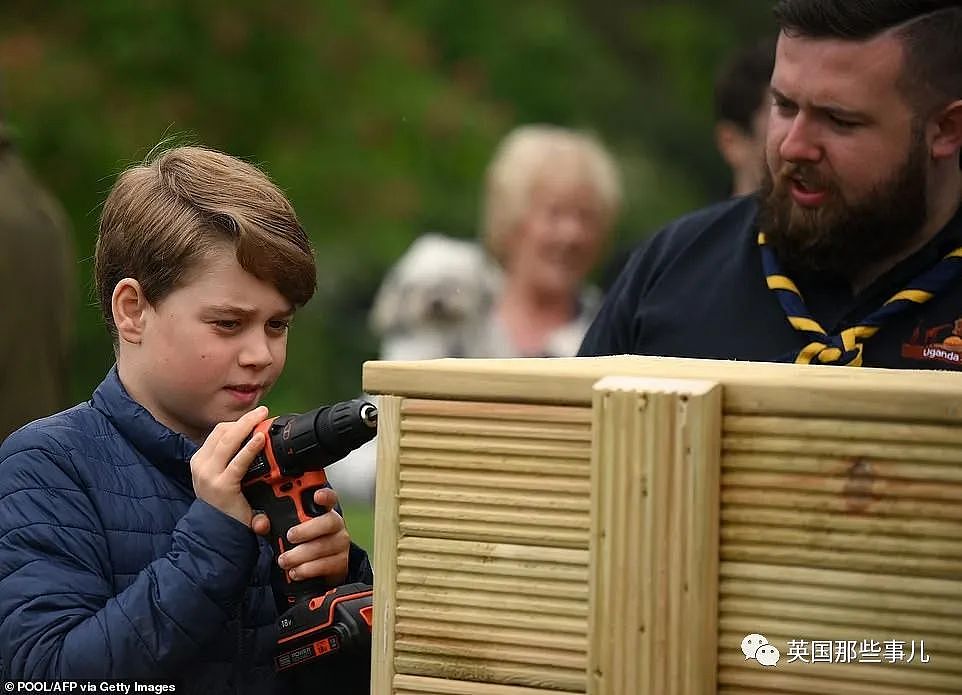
[190,405,272,527]
[278,485,349,584]
[189,405,351,585]
[223,398,377,682]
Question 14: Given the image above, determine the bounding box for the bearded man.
[580,0,962,370]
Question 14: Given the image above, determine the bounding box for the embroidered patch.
[902,318,962,366]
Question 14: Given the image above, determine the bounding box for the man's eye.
[268,320,290,332]
[830,116,858,129]
[214,320,240,330]
[774,100,796,115]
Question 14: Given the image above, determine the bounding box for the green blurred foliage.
[0,0,771,414]
[342,503,375,556]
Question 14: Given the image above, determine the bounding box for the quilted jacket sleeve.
[346,541,374,585]
[0,435,260,679]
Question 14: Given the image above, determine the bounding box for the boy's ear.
[112,278,149,345]
[929,99,962,162]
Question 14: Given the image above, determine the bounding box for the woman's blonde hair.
[96,145,315,340]
[481,124,622,263]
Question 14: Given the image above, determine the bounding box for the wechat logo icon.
[742,633,780,667]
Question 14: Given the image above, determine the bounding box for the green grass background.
[343,504,376,556]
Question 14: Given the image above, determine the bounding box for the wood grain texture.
[588,376,721,695]
[394,674,578,694]
[364,356,962,694]
[389,399,593,692]
[363,356,962,423]
[372,395,403,695]
[718,411,962,693]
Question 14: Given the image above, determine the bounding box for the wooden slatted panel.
[369,359,962,695]
[589,377,721,695]
[397,399,592,550]
[393,399,592,692]
[394,674,567,694]
[718,414,962,694]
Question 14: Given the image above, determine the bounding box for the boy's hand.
[275,487,350,585]
[190,405,270,528]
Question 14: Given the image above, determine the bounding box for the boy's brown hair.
[95,145,316,339]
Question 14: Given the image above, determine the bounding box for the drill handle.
[244,477,336,604]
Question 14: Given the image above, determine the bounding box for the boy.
[0,146,373,691]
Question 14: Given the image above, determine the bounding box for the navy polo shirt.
[579,195,962,371]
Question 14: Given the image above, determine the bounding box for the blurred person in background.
[600,36,776,291]
[713,35,777,198]
[329,125,622,502]
[370,123,622,360]
[469,124,622,357]
[0,75,75,439]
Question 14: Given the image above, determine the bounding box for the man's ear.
[929,99,962,162]
[715,121,747,170]
[112,278,149,345]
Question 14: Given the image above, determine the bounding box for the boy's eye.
[267,319,291,333]
[213,320,240,330]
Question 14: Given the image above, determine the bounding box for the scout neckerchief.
[758,232,962,366]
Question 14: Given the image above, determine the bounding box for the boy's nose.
[239,335,274,368]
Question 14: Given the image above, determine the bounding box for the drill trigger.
[300,486,327,518]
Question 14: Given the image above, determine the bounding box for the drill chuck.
[269,399,378,477]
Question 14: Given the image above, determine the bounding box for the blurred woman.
[469,124,622,357]
[336,126,621,502]
[370,123,622,360]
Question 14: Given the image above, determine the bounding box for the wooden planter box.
[362,356,962,695]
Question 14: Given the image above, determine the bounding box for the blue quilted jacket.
[0,367,373,692]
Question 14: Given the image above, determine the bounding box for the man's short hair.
[773,0,962,114]
[481,124,622,264]
[713,37,776,135]
[96,145,316,339]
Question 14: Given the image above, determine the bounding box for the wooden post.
[372,395,403,694]
[589,377,722,695]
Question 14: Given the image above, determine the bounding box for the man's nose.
[779,114,822,163]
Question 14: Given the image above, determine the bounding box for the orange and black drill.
[241,398,377,689]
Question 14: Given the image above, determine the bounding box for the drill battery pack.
[275,582,373,673]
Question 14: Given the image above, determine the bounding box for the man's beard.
[758,131,929,280]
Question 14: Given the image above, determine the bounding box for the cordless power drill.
[241,399,377,689]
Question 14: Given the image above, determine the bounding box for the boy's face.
[125,245,293,442]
